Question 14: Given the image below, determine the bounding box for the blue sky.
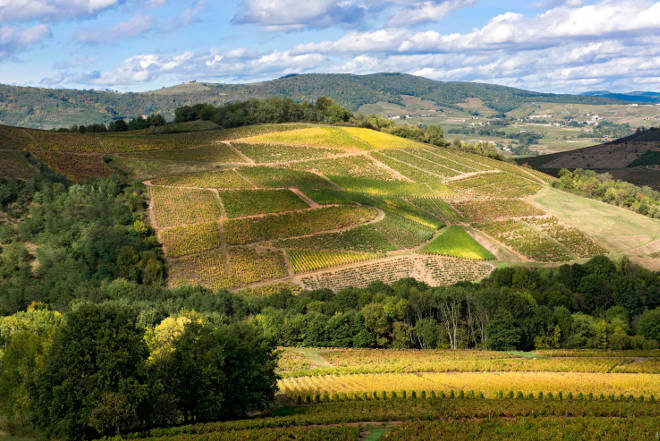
[0,0,659,93]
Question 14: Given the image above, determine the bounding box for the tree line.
[56,114,167,133]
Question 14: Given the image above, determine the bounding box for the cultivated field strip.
[279,371,660,402]
[297,255,494,291]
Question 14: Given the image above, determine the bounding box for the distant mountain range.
[581,91,660,103]
[0,73,634,129]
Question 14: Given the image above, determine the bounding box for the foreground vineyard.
[279,371,659,403]
[276,348,660,377]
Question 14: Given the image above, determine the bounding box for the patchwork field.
[138,125,660,289]
[5,121,652,290]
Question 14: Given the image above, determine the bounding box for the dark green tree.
[31,304,150,440]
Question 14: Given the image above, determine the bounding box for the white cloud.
[75,13,154,44]
[232,0,368,31]
[78,51,194,85]
[388,0,475,26]
[0,24,51,59]
[295,1,660,55]
[0,0,123,23]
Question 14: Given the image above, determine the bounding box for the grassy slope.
[531,187,660,256]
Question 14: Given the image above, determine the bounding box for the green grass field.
[532,187,660,255]
[421,226,495,260]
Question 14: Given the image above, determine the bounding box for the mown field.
[2,122,657,291]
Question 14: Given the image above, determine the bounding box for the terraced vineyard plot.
[25,129,100,152]
[238,166,335,189]
[449,172,542,198]
[405,196,462,223]
[168,249,230,290]
[526,217,606,258]
[153,169,253,188]
[408,147,478,173]
[32,151,113,181]
[227,247,288,285]
[169,247,287,289]
[287,155,395,180]
[374,198,445,230]
[99,130,222,152]
[0,151,37,178]
[299,255,493,291]
[373,213,436,249]
[234,143,342,163]
[382,149,460,177]
[124,144,246,163]
[452,199,545,222]
[424,145,493,171]
[279,371,660,402]
[475,219,574,261]
[330,176,449,197]
[241,127,370,150]
[220,189,309,217]
[277,223,395,253]
[383,418,659,441]
[305,189,375,205]
[340,126,427,149]
[215,123,315,141]
[0,124,35,149]
[108,156,221,181]
[288,250,381,273]
[421,226,495,260]
[150,187,223,228]
[160,222,221,257]
[223,205,377,245]
[279,212,436,253]
[370,151,441,183]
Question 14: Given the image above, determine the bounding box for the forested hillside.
[0,73,625,128]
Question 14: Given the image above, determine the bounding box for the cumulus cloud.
[293,0,660,55]
[62,48,327,86]
[0,0,124,23]
[75,13,154,44]
[388,0,475,26]
[232,0,368,31]
[0,24,51,59]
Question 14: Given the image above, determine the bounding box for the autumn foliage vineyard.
[2,121,655,291]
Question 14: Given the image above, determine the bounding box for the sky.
[0,0,659,94]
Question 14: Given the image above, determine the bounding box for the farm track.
[289,187,319,208]
[366,153,415,182]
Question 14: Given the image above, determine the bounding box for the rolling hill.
[581,91,660,104]
[2,120,658,292]
[522,128,660,189]
[0,73,628,129]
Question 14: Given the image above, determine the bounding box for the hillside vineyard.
[2,121,657,292]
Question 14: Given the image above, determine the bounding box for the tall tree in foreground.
[31,304,150,440]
